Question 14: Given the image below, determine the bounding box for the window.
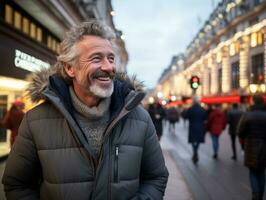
[52,39,56,51]
[218,67,222,93]
[251,54,264,84]
[30,23,36,39]
[14,11,21,30]
[36,27,42,42]
[5,4,13,24]
[250,31,264,47]
[231,61,240,89]
[47,36,52,48]
[216,52,222,63]
[22,17,29,34]
[257,31,263,45]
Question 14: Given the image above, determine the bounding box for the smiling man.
[2,20,168,200]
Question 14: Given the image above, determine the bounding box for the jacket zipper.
[114,145,119,183]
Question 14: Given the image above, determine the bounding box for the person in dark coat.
[1,100,25,146]
[207,104,226,159]
[237,94,266,200]
[185,96,207,163]
[148,102,166,140]
[166,106,179,136]
[227,103,243,160]
[2,21,168,200]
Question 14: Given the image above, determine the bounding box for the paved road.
[162,120,266,200]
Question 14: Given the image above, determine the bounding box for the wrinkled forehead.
[77,35,115,55]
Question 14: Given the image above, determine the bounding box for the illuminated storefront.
[0,1,56,152]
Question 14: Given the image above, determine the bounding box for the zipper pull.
[115,146,119,156]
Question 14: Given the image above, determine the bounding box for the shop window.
[22,17,29,34]
[251,54,264,84]
[5,4,13,25]
[36,27,42,42]
[231,61,240,89]
[30,23,36,39]
[14,11,21,30]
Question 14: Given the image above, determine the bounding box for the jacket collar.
[27,67,146,118]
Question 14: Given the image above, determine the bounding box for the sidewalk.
[161,125,193,200]
[163,150,193,200]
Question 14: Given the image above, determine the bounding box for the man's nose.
[102,57,115,72]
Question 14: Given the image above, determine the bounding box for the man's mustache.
[92,70,115,79]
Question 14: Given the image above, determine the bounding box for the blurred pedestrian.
[237,94,266,200]
[148,102,166,140]
[181,106,188,127]
[185,96,207,163]
[1,100,25,146]
[227,103,243,160]
[207,104,226,159]
[2,20,168,200]
[166,106,179,136]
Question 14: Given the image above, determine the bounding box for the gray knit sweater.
[69,87,110,158]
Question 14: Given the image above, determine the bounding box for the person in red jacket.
[207,104,226,159]
[1,100,25,146]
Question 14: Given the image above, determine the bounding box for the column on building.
[239,35,250,90]
[222,46,231,93]
[210,53,218,94]
[203,58,209,96]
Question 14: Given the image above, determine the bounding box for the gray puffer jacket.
[2,69,169,200]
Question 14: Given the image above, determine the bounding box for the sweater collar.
[69,86,111,120]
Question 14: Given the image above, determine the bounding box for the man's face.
[65,36,116,99]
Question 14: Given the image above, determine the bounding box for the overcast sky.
[112,0,218,89]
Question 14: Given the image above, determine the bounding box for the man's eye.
[108,57,115,63]
[92,57,101,62]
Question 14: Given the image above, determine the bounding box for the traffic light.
[190,76,200,89]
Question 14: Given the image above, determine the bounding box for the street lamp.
[249,84,258,94]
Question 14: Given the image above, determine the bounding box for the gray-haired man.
[2,20,168,200]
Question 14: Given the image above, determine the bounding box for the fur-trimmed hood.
[26,67,145,103]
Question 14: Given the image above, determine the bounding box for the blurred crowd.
[146,94,266,200]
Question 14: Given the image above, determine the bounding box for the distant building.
[155,0,266,105]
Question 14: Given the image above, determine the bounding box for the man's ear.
[64,64,75,78]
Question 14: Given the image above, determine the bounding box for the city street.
[161,120,262,200]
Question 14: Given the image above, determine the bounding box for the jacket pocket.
[114,145,120,183]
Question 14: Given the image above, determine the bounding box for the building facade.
[155,0,266,105]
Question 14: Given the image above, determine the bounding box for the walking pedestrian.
[2,20,168,200]
[185,96,207,163]
[227,103,243,160]
[237,94,266,200]
[207,104,226,159]
[147,102,166,140]
[1,100,25,146]
[166,106,179,136]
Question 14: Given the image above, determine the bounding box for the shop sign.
[14,49,50,72]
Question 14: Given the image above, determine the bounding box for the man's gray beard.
[89,82,114,98]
